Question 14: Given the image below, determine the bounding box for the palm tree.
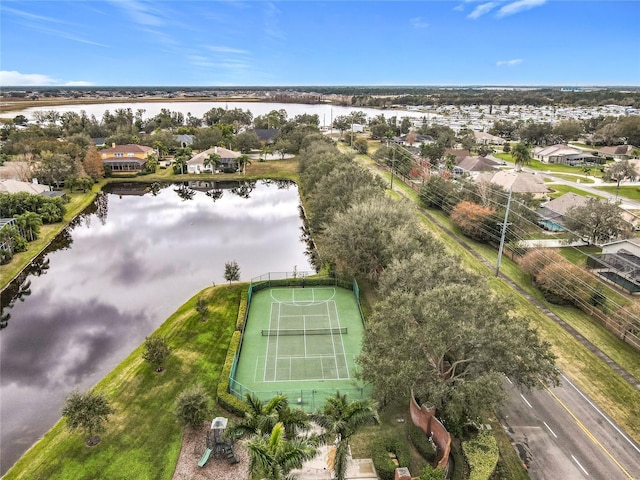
[204,152,221,173]
[228,393,309,440]
[237,154,251,174]
[310,392,379,480]
[511,142,531,171]
[247,422,318,480]
[13,212,43,242]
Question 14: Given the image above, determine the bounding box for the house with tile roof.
[534,144,600,165]
[100,144,155,172]
[0,179,50,195]
[473,131,506,145]
[453,155,500,176]
[537,192,590,230]
[474,170,550,199]
[599,145,639,161]
[187,146,241,174]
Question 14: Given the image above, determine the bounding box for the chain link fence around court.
[229,272,368,411]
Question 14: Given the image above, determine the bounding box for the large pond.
[0,101,436,125]
[0,180,313,474]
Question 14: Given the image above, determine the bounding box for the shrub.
[408,423,436,462]
[236,289,248,330]
[419,465,446,480]
[371,436,411,480]
[216,330,248,416]
[174,384,211,429]
[462,430,499,480]
[450,201,496,242]
[519,248,565,277]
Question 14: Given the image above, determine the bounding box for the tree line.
[297,140,559,436]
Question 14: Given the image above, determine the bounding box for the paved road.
[500,374,640,480]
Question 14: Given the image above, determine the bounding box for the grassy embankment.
[0,158,298,291]
[4,284,243,480]
[346,144,640,441]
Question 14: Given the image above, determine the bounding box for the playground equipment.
[198,417,239,468]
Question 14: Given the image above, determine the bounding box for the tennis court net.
[261,327,347,336]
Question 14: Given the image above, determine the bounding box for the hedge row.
[236,289,248,330]
[408,423,436,462]
[216,330,247,417]
[462,431,499,480]
[371,436,412,480]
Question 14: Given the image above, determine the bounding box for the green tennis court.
[231,285,370,410]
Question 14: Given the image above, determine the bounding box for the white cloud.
[0,71,93,86]
[467,2,499,19]
[496,58,523,66]
[497,0,546,17]
[264,2,284,40]
[110,0,165,27]
[206,46,249,55]
[1,5,67,24]
[64,81,95,86]
[411,17,429,29]
[453,4,465,12]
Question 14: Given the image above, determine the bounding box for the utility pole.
[495,187,513,277]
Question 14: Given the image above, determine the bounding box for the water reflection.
[0,180,313,474]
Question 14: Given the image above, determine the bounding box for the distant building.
[473,131,506,145]
[599,145,638,161]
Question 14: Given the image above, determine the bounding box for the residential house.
[100,144,154,172]
[474,170,550,199]
[453,155,500,177]
[175,134,195,148]
[537,192,590,230]
[599,145,639,161]
[601,238,640,257]
[473,131,506,145]
[250,129,279,145]
[91,138,106,148]
[187,146,241,174]
[0,179,50,195]
[534,144,600,165]
[444,149,472,163]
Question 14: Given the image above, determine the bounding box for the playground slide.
[197,448,212,468]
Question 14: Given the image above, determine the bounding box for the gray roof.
[540,192,590,216]
[456,155,499,172]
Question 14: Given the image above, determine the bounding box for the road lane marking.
[542,381,634,479]
[505,375,513,385]
[561,374,640,454]
[571,455,589,476]
[543,421,558,439]
[520,393,533,408]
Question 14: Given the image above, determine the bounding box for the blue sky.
[1,0,638,87]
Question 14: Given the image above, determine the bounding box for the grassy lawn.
[4,284,243,480]
[545,183,605,199]
[0,187,97,289]
[595,184,640,200]
[549,173,595,184]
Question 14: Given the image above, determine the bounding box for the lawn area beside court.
[231,285,370,411]
[4,285,242,480]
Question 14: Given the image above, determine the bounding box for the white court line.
[263,303,276,383]
[561,373,640,454]
[520,394,533,409]
[274,302,281,382]
[571,455,590,476]
[330,299,350,380]
[543,421,558,439]
[325,301,340,379]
